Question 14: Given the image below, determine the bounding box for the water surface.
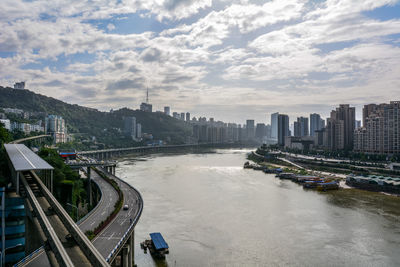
[116,149,400,267]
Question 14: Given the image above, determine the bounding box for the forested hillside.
[0,86,192,147]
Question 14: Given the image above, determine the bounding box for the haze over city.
[1,0,400,123]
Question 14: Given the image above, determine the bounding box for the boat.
[141,232,169,258]
[303,179,325,189]
[276,173,295,179]
[294,176,322,184]
[316,181,339,191]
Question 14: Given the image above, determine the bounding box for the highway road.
[92,168,142,259]
[79,170,119,233]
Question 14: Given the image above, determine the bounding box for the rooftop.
[4,144,53,172]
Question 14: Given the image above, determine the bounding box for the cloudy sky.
[1,0,400,124]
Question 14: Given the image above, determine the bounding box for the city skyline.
[0,1,400,124]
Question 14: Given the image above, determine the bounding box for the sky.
[1,0,400,124]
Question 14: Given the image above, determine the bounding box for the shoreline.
[249,150,400,197]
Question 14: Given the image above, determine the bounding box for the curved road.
[22,167,141,266]
[92,168,142,259]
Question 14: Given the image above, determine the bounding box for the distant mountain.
[0,86,192,147]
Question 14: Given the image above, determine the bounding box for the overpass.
[4,143,143,266]
[78,142,240,160]
[11,135,51,144]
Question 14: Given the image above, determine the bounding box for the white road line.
[108,233,115,240]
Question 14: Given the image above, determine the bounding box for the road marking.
[108,233,115,240]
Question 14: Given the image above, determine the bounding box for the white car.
[123,204,129,210]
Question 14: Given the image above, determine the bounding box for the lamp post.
[67,203,79,221]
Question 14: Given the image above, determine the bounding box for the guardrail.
[97,168,143,263]
[20,173,74,267]
[30,171,109,267]
[13,246,44,267]
[15,167,105,266]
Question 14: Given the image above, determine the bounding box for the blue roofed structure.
[149,233,168,250]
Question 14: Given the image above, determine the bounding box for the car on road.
[123,204,129,210]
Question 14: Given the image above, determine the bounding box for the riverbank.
[248,149,400,196]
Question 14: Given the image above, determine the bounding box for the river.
[116,148,400,267]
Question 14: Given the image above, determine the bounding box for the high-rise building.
[354,101,400,154]
[355,120,361,129]
[136,123,142,139]
[294,117,309,137]
[173,112,180,119]
[277,114,289,146]
[255,123,266,140]
[363,103,377,127]
[180,113,185,121]
[45,115,67,143]
[310,113,324,136]
[124,116,136,140]
[246,120,255,140]
[164,106,170,116]
[271,113,279,140]
[186,112,190,122]
[324,104,355,150]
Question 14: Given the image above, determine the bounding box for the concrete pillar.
[87,167,92,206]
[16,171,20,195]
[122,245,129,267]
[129,230,134,267]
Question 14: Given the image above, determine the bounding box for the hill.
[0,86,192,148]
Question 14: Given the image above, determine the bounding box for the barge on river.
[141,232,169,258]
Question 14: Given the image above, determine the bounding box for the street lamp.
[67,203,79,221]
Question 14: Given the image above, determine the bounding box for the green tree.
[0,122,12,186]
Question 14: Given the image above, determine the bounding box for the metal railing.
[30,171,109,267]
[96,168,143,263]
[20,173,74,267]
[13,246,44,267]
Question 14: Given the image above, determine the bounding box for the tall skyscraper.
[310,113,324,137]
[246,120,255,140]
[354,101,400,154]
[255,123,266,140]
[271,112,279,140]
[325,104,355,150]
[186,112,191,122]
[278,114,289,146]
[180,113,185,120]
[124,116,136,139]
[45,115,67,143]
[294,117,309,137]
[136,123,142,139]
[164,106,170,116]
[363,103,377,127]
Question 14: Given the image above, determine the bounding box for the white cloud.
[1,0,400,122]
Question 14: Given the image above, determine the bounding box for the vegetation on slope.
[0,86,192,148]
[38,147,87,220]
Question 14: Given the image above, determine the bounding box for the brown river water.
[116,149,400,267]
